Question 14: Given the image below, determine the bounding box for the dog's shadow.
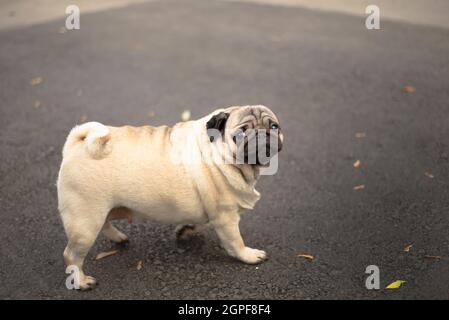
[175,234,207,251]
[93,223,239,268]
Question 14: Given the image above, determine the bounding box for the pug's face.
[207,105,283,166]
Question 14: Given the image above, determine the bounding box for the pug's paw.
[78,275,98,291]
[237,247,267,264]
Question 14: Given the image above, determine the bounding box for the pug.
[57,105,283,290]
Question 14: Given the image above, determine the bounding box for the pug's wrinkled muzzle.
[235,129,280,165]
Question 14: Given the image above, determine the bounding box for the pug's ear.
[206,112,230,142]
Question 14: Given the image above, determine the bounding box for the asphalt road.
[1,0,449,299]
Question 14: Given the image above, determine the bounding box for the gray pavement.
[1,0,449,299]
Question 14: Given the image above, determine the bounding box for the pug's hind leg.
[61,200,109,290]
[212,213,267,264]
[175,224,209,240]
[102,221,128,243]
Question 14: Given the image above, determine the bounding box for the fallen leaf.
[80,115,88,122]
[402,86,416,93]
[132,43,144,53]
[297,254,314,260]
[353,160,361,168]
[58,27,67,34]
[181,110,191,122]
[137,260,143,270]
[355,132,366,138]
[386,280,406,289]
[404,244,413,252]
[147,110,155,118]
[424,172,434,179]
[33,100,41,109]
[353,184,365,191]
[30,77,43,86]
[424,255,441,260]
[95,250,118,260]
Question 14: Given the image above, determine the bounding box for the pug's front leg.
[212,212,267,264]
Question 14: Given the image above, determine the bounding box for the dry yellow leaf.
[424,172,434,179]
[297,254,314,260]
[424,255,441,260]
[353,160,361,168]
[137,260,143,270]
[80,115,88,122]
[34,100,41,109]
[353,184,365,191]
[30,77,43,86]
[181,110,191,122]
[355,132,366,138]
[402,86,416,93]
[95,250,118,260]
[404,244,413,252]
[386,280,406,289]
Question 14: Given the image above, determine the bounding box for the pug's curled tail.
[63,122,111,159]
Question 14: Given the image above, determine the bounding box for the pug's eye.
[235,131,245,138]
[270,123,279,130]
[232,130,245,143]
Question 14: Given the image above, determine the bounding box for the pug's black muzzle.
[235,129,282,165]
